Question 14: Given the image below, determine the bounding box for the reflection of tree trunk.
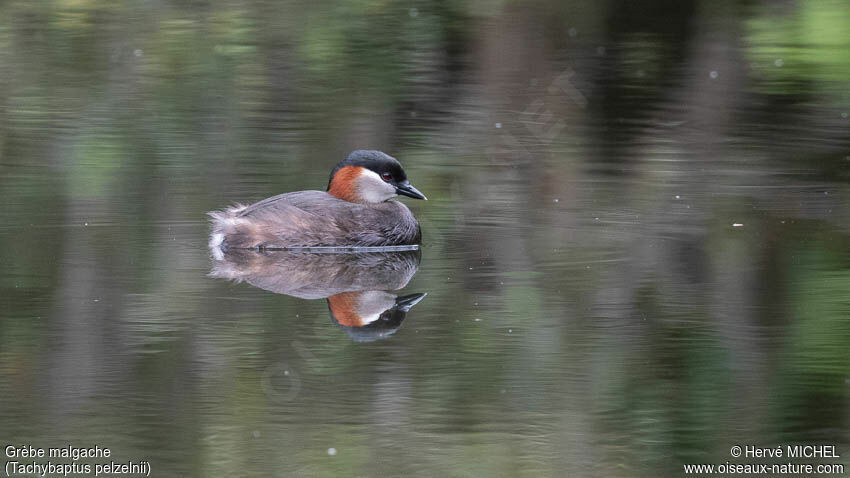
[45,200,109,418]
[455,5,590,293]
[665,5,767,434]
[591,3,749,315]
[595,3,767,437]
[40,14,147,419]
[366,355,412,474]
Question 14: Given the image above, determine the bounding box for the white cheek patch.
[357,169,397,203]
[355,291,397,325]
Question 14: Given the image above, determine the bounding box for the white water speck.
[327,448,337,456]
[494,122,501,129]
[675,195,681,199]
[408,8,418,17]
[709,71,718,79]
[474,318,481,322]
[134,49,143,57]
[553,198,560,203]
[252,430,261,438]
[508,329,512,333]
[732,223,744,227]
[774,58,784,67]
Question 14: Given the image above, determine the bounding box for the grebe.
[209,150,426,252]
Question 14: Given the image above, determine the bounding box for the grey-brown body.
[209,190,421,250]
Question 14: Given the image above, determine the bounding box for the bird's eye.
[380,172,393,182]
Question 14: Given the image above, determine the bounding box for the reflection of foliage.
[68,128,126,199]
[745,0,850,105]
[594,287,732,473]
[775,237,850,441]
[789,248,850,380]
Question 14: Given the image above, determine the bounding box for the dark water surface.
[2,1,850,476]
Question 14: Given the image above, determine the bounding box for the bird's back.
[209,190,420,251]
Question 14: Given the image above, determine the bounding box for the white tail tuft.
[208,204,251,257]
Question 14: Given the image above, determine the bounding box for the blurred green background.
[1,0,849,476]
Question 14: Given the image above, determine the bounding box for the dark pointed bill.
[396,181,427,200]
[394,292,427,312]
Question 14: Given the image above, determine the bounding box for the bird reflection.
[210,248,426,341]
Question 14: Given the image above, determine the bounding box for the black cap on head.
[329,150,406,185]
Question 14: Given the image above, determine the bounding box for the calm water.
[2,1,850,476]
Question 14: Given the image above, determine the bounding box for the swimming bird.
[209,150,426,253]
